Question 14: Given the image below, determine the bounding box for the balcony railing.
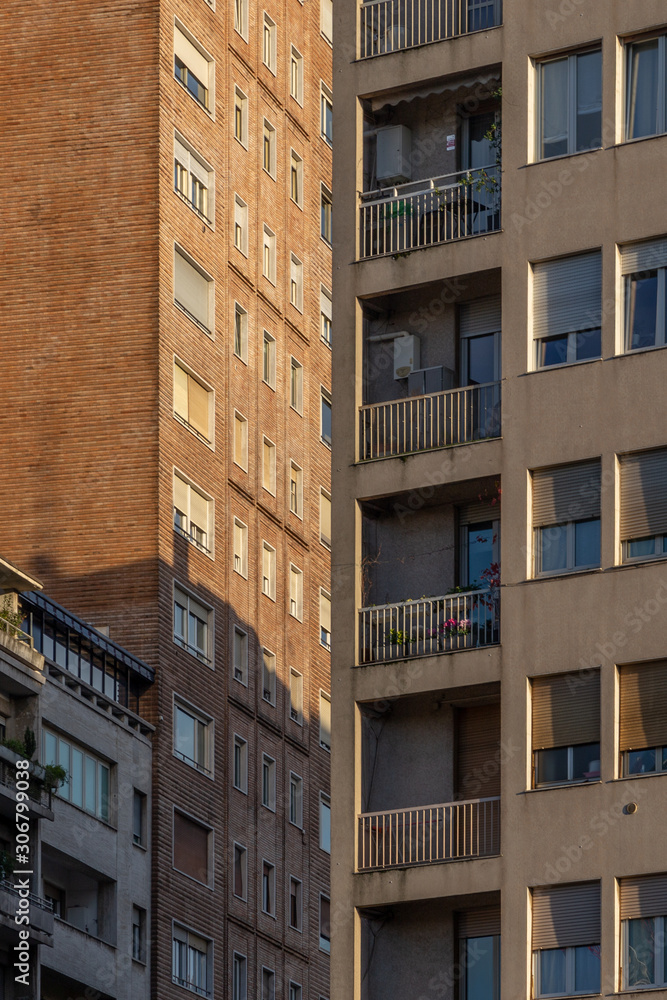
[360,165,500,259]
[0,879,54,912]
[360,0,502,57]
[358,588,498,664]
[358,796,500,870]
[359,381,500,460]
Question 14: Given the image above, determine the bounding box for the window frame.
[320,184,333,244]
[290,46,304,105]
[261,647,277,705]
[532,944,600,998]
[233,842,248,900]
[289,876,303,931]
[233,952,248,1000]
[233,735,248,793]
[290,149,304,208]
[321,388,332,446]
[173,807,213,886]
[174,244,215,336]
[319,690,331,752]
[622,912,667,989]
[173,358,214,447]
[132,905,146,963]
[290,254,304,312]
[320,286,332,346]
[41,729,111,822]
[262,12,277,74]
[320,590,332,650]
[234,195,249,256]
[234,86,249,147]
[262,437,277,495]
[233,625,248,685]
[321,84,333,144]
[624,33,667,142]
[319,792,331,853]
[262,224,277,285]
[232,518,248,579]
[320,489,332,548]
[263,330,277,388]
[535,47,603,161]
[624,265,667,353]
[534,518,601,577]
[289,771,303,828]
[320,0,333,43]
[289,564,303,620]
[289,668,303,725]
[172,921,213,997]
[173,582,214,666]
[261,859,276,916]
[263,119,277,179]
[290,357,303,414]
[174,21,215,116]
[173,470,214,558]
[262,968,276,1000]
[173,696,214,776]
[262,541,277,600]
[174,131,214,226]
[234,302,248,363]
[234,0,248,40]
[133,789,147,848]
[319,894,331,953]
[262,753,276,811]
[289,462,303,518]
[233,410,249,471]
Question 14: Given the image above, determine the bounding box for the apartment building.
[332,4,667,1000]
[0,0,332,997]
[0,558,153,1000]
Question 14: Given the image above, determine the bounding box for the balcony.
[360,380,500,459]
[360,0,502,57]
[0,878,54,944]
[358,796,500,870]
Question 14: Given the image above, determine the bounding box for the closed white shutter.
[188,377,209,438]
[460,294,501,336]
[174,364,189,419]
[621,237,667,274]
[174,25,210,85]
[174,136,190,169]
[532,882,601,949]
[173,474,189,516]
[320,591,331,633]
[189,153,209,187]
[620,448,667,539]
[532,460,601,526]
[321,0,333,40]
[189,488,209,533]
[321,286,332,320]
[174,249,210,328]
[533,252,601,339]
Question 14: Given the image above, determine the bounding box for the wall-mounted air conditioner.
[377,125,412,185]
[393,333,420,379]
[408,366,456,395]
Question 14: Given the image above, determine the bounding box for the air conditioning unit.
[376,125,412,185]
[393,333,420,379]
[408,366,456,395]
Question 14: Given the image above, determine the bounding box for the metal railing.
[359,165,500,258]
[0,618,33,648]
[358,796,500,870]
[0,760,51,808]
[0,878,54,912]
[359,381,501,460]
[358,588,498,664]
[360,0,501,56]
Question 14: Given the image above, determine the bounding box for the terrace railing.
[360,0,502,57]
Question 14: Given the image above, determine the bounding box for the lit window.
[172,698,213,774]
[262,754,276,809]
[263,120,276,177]
[321,389,332,446]
[263,438,277,494]
[319,793,331,853]
[234,303,248,361]
[320,490,331,547]
[263,225,276,284]
[319,691,331,751]
[532,460,601,575]
[321,85,333,143]
[234,412,248,470]
[262,542,276,600]
[319,895,331,952]
[233,626,248,684]
[320,591,331,650]
[173,472,213,555]
[262,860,276,915]
[289,462,303,517]
[320,286,332,345]
[174,361,213,443]
[42,730,110,821]
[262,13,276,73]
[174,133,213,224]
[532,251,601,368]
[289,564,303,620]
[233,843,247,899]
[531,672,599,786]
[262,648,276,705]
[174,24,213,112]
[290,669,303,724]
[233,735,248,792]
[536,49,602,160]
[532,883,600,997]
[263,331,276,387]
[290,150,303,207]
[320,184,333,243]
[625,35,667,140]
[173,924,211,996]
[234,195,248,256]
[290,47,304,104]
[289,877,302,930]
[173,584,213,665]
[290,357,303,413]
[174,245,214,335]
[234,86,248,146]
[233,953,247,1000]
[289,772,303,827]
[290,254,303,311]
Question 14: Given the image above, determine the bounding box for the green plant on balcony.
[0,596,25,639]
[43,764,68,794]
[1,728,36,760]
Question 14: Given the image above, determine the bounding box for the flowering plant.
[429,618,471,638]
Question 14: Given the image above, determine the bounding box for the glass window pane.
[627,748,656,775]
[627,272,659,350]
[539,335,569,367]
[628,918,655,987]
[85,755,96,813]
[540,525,568,573]
[575,328,601,360]
[44,732,57,766]
[576,50,602,151]
[662,747,667,771]
[465,936,498,1000]
[467,333,496,384]
[628,536,657,558]
[536,747,569,785]
[175,708,195,762]
[539,948,567,995]
[574,518,600,567]
[541,59,568,158]
[467,522,495,586]
[98,764,109,821]
[71,748,84,808]
[574,944,601,992]
[58,740,71,800]
[572,742,600,781]
[627,40,659,139]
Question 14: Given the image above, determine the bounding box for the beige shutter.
[458,905,501,939]
[320,492,332,543]
[189,488,209,533]
[174,136,190,169]
[174,25,210,85]
[189,152,209,187]
[321,286,332,321]
[619,661,667,750]
[320,591,331,633]
[532,882,601,949]
[459,500,496,525]
[532,672,600,750]
[620,449,667,539]
[234,416,246,464]
[234,521,244,559]
[620,237,667,274]
[532,252,601,339]
[188,593,209,625]
[174,364,188,418]
[174,811,209,881]
[532,460,601,526]
[174,250,210,328]
[619,874,667,920]
[456,703,501,798]
[173,474,189,517]
[321,0,333,40]
[460,295,501,336]
[188,377,209,438]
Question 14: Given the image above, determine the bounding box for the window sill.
[525,357,603,375]
[173,865,214,891]
[622,552,667,567]
[525,146,603,168]
[534,993,600,1000]
[173,751,214,780]
[173,411,213,450]
[525,779,602,794]
[532,566,602,581]
[614,987,667,996]
[612,343,667,358]
[614,771,667,783]
[133,841,148,852]
[611,131,667,150]
[174,77,213,120]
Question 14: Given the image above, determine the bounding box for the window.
[622,236,667,351]
[319,895,331,953]
[172,924,211,996]
[234,87,248,146]
[532,883,600,997]
[234,0,248,38]
[173,583,213,664]
[233,953,247,1000]
[320,591,331,650]
[173,698,212,774]
[290,358,303,413]
[289,772,303,827]
[174,810,211,884]
[320,490,332,547]
[234,303,248,361]
[263,120,276,177]
[262,968,276,1000]
[233,519,248,578]
[262,542,276,600]
[233,843,247,899]
[290,47,304,104]
[620,874,667,988]
[319,691,331,751]
[625,34,667,140]
[263,438,276,494]
[532,460,601,575]
[174,133,213,224]
[289,669,303,724]
[289,462,303,517]
[262,225,276,284]
[233,735,248,792]
[263,331,276,387]
[290,151,303,207]
[234,412,248,470]
[174,472,213,555]
[321,85,333,143]
[234,195,248,256]
[174,245,214,335]
[620,448,667,560]
[262,648,276,705]
[289,877,302,930]
[42,730,110,821]
[320,0,332,42]
[321,389,332,446]
[532,251,601,368]
[174,361,213,443]
[132,906,146,962]
[320,184,333,243]
[290,255,303,311]
[174,23,213,112]
[262,754,276,810]
[319,793,331,853]
[619,661,667,776]
[458,908,500,1000]
[320,286,332,345]
[262,13,276,73]
[289,565,303,620]
[233,626,248,684]
[290,983,302,1000]
[262,861,276,915]
[531,672,600,786]
[537,49,602,160]
[133,790,146,847]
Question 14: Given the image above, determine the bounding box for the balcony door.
[460,111,500,232]
[460,296,501,385]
